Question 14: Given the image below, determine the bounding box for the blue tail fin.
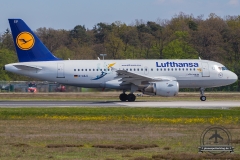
[8,19,60,62]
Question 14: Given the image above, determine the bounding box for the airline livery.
[4,19,238,101]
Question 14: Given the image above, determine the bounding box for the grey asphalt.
[0,101,239,109]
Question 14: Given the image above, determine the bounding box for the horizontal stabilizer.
[13,65,42,71]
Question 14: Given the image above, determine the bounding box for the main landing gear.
[200,87,206,101]
[119,93,136,102]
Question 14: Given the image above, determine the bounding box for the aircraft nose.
[228,71,238,84]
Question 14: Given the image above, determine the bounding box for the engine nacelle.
[143,81,179,97]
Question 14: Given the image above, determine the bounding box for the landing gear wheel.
[127,94,136,102]
[119,93,128,101]
[200,96,206,101]
[199,87,206,101]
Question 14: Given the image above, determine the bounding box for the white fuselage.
[5,59,238,90]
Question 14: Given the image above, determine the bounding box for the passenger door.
[202,62,210,77]
[57,63,65,78]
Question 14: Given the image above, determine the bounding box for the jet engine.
[142,81,179,97]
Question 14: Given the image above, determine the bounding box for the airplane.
[3,19,238,102]
[209,130,223,144]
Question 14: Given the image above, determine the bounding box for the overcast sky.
[0,0,240,34]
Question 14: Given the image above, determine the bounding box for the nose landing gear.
[200,87,206,101]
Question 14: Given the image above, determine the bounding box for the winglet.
[8,19,60,62]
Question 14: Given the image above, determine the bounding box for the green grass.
[0,107,240,119]
[0,107,239,159]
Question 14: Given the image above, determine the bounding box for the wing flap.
[115,70,177,86]
[116,70,155,81]
[116,70,177,86]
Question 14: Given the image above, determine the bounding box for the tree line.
[0,13,239,91]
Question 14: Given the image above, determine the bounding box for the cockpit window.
[222,67,228,70]
[217,66,228,71]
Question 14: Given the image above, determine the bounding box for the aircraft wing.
[115,70,176,86]
[13,65,42,71]
[209,135,215,140]
[217,134,223,140]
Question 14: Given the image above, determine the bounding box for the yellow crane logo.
[16,32,35,50]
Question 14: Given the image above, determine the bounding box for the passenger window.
[82,69,84,71]
[175,68,177,71]
[74,69,76,71]
[89,69,91,71]
[145,68,147,71]
[186,68,188,71]
[93,69,95,71]
[108,69,110,71]
[183,68,184,71]
[157,68,159,71]
[151,68,153,71]
[104,69,106,71]
[141,68,143,71]
[164,68,166,71]
[179,68,181,71]
[193,68,195,71]
[130,69,132,71]
[100,69,102,71]
[78,69,80,71]
[171,68,173,71]
[168,68,170,71]
[134,68,136,71]
[161,68,162,71]
[190,68,192,71]
[137,68,139,71]
[85,69,87,71]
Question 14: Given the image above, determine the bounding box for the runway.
[0,100,239,109]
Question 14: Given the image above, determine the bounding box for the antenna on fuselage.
[97,57,100,60]
[199,57,201,60]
